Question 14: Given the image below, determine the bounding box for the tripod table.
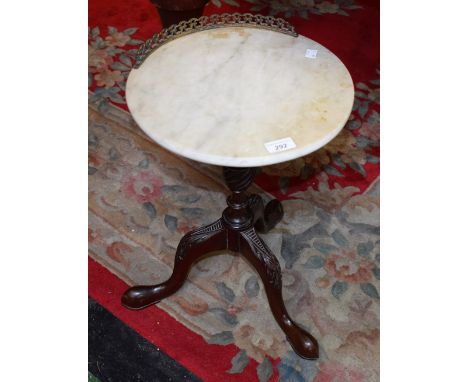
[121,13,354,360]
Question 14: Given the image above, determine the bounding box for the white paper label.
[305,49,318,59]
[264,137,296,154]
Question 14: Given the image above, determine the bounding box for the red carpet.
[89,257,268,381]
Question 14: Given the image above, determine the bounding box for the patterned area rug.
[89,1,379,381]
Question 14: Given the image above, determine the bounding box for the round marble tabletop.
[126,26,354,167]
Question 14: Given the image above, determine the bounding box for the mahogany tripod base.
[121,168,319,359]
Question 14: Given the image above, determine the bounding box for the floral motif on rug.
[88,26,140,113]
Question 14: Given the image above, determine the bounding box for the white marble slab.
[126,27,354,167]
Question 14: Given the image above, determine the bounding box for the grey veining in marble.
[126,27,354,167]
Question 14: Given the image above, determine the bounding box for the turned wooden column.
[150,0,210,28]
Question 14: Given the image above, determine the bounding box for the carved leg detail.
[248,194,284,234]
[239,228,319,359]
[121,219,227,310]
[122,166,320,358]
